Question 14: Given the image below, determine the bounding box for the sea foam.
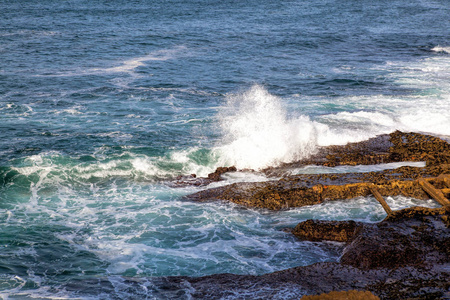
[212,74,450,171]
[214,85,321,170]
[212,85,394,170]
[101,46,188,74]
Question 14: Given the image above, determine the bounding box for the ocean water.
[0,0,449,298]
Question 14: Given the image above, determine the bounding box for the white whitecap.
[431,45,450,54]
[34,45,188,78]
[94,45,188,74]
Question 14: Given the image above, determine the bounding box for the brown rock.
[292,220,363,242]
[184,176,436,210]
[207,166,237,181]
[300,290,380,300]
[264,130,450,176]
[183,132,450,209]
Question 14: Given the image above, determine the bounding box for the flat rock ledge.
[292,219,363,242]
[184,131,450,210]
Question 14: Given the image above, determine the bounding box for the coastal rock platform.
[168,131,450,299]
[61,132,450,299]
[184,131,450,210]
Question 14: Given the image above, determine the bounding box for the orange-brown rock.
[389,131,450,166]
[300,290,380,300]
[185,131,450,210]
[265,130,450,174]
[185,177,441,210]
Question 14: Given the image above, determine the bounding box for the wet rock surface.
[168,166,237,187]
[292,219,363,242]
[155,131,450,299]
[340,207,449,270]
[184,131,450,210]
[266,130,450,173]
[157,207,449,299]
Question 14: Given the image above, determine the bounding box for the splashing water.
[214,85,322,170]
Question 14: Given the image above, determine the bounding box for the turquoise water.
[1,0,449,298]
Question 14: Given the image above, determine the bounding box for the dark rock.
[154,207,449,299]
[340,207,449,270]
[167,174,213,187]
[169,132,450,298]
[207,166,237,181]
[168,166,237,187]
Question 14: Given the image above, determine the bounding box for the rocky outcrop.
[340,206,449,270]
[184,131,450,210]
[161,131,450,299]
[292,220,363,242]
[207,166,237,181]
[265,130,450,173]
[169,166,237,187]
[150,207,449,299]
[184,174,450,210]
[62,132,450,299]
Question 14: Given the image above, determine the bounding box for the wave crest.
[431,46,450,54]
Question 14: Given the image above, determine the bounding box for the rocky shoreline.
[61,131,449,299]
[184,131,450,210]
[154,206,448,299]
[166,131,449,299]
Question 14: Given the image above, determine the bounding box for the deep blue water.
[0,0,449,298]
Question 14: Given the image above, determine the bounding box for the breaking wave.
[214,85,322,169]
[431,45,450,54]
